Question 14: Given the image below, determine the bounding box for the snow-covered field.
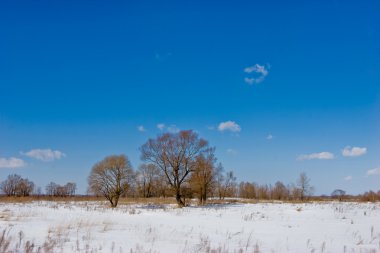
[0,201,379,253]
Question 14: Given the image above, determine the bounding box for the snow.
[0,201,379,252]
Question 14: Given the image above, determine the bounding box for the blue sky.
[0,0,379,195]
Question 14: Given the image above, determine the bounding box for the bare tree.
[140,130,210,207]
[331,189,346,201]
[0,174,22,196]
[45,182,76,197]
[238,182,257,199]
[45,182,58,196]
[88,154,134,207]
[271,181,288,200]
[221,171,237,199]
[190,148,216,205]
[214,163,225,199]
[137,163,161,197]
[297,172,314,201]
[16,178,35,197]
[0,175,35,197]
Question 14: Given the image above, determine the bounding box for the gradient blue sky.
[1,0,379,195]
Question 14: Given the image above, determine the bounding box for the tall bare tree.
[0,174,22,196]
[140,130,210,207]
[190,148,216,205]
[297,172,314,201]
[88,154,134,207]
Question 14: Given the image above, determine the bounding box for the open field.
[0,200,379,253]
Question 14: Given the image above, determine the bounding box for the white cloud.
[244,63,270,85]
[267,134,273,140]
[297,152,335,161]
[342,146,367,157]
[22,149,66,162]
[137,125,146,132]
[167,125,180,134]
[206,125,215,131]
[366,167,380,176]
[157,123,165,131]
[218,121,241,133]
[0,157,26,168]
[227,149,238,155]
[343,175,352,181]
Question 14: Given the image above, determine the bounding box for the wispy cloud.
[266,134,273,140]
[167,125,180,133]
[218,121,241,133]
[227,149,238,155]
[157,123,165,131]
[297,152,335,161]
[343,175,352,181]
[366,167,380,176]
[0,157,26,168]
[137,125,146,132]
[22,149,66,162]
[156,123,180,133]
[342,146,367,157]
[244,63,270,85]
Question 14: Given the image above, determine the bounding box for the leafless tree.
[271,181,288,200]
[238,182,257,199]
[297,172,314,201]
[137,163,161,197]
[214,163,225,199]
[0,174,22,196]
[16,178,35,197]
[140,130,210,207]
[88,154,134,207]
[221,171,237,199]
[45,182,76,197]
[0,174,35,197]
[331,189,346,201]
[190,148,216,205]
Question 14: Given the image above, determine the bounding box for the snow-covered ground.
[0,201,379,252]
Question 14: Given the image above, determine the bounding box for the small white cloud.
[206,125,215,131]
[218,121,241,133]
[22,149,66,162]
[267,134,273,140]
[157,123,165,131]
[342,146,367,157]
[137,125,146,132]
[244,63,270,85]
[227,149,238,155]
[167,125,180,134]
[343,175,352,181]
[297,152,335,161]
[0,157,26,168]
[366,167,380,176]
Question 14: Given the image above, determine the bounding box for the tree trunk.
[175,191,185,207]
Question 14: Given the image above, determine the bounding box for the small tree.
[331,189,346,201]
[190,148,216,205]
[137,163,161,198]
[88,154,134,207]
[0,174,22,196]
[221,171,237,199]
[297,172,314,201]
[16,178,35,196]
[272,181,288,200]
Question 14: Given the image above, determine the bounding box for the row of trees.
[88,130,318,207]
[238,173,314,201]
[0,174,76,197]
[0,174,35,197]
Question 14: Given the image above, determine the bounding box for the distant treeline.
[1,130,379,207]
